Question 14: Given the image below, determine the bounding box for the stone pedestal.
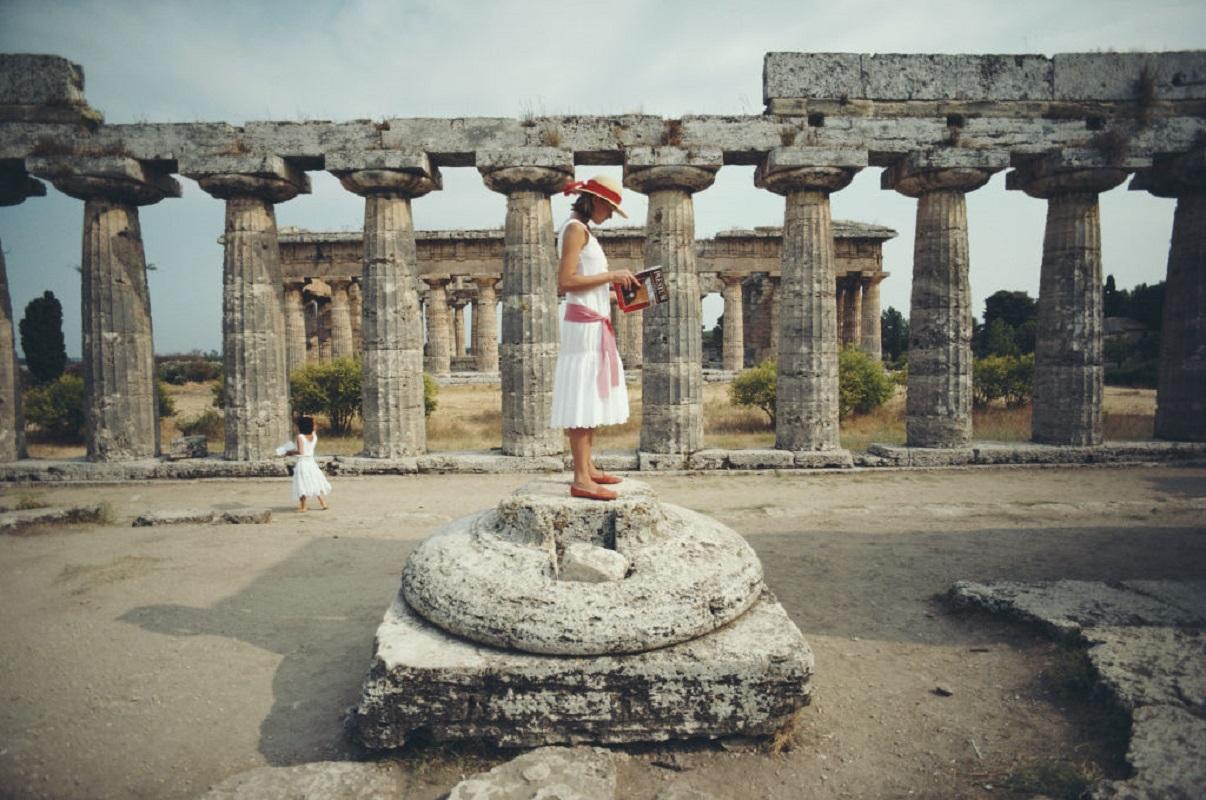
[422,279,452,376]
[30,156,181,461]
[885,150,1006,448]
[184,155,310,461]
[721,274,745,371]
[479,149,573,457]
[1009,154,1127,446]
[283,280,307,376]
[756,148,863,452]
[473,276,499,373]
[330,155,439,458]
[860,275,884,361]
[625,148,721,454]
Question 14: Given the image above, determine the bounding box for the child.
[288,415,331,512]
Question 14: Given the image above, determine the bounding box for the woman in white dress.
[552,175,640,501]
[290,415,331,512]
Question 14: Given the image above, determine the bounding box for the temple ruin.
[0,51,1203,466]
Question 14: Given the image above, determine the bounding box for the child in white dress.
[289,415,331,512]
[552,175,641,501]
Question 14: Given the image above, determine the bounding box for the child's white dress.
[292,433,332,500]
[550,219,630,429]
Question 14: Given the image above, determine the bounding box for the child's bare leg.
[318,495,329,510]
[298,498,307,512]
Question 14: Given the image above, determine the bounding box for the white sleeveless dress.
[292,433,332,500]
[550,219,629,429]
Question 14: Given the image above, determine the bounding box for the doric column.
[756,147,863,451]
[472,276,500,373]
[348,279,363,354]
[478,148,573,457]
[329,153,440,457]
[30,156,181,461]
[835,283,846,347]
[720,274,745,371]
[328,278,355,359]
[1008,151,1128,446]
[0,165,44,461]
[183,154,309,460]
[625,147,721,454]
[1130,151,1206,442]
[768,276,781,360]
[623,308,644,368]
[451,299,467,357]
[843,275,863,348]
[283,280,308,376]
[422,278,452,377]
[860,275,885,361]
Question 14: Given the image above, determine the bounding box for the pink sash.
[564,303,621,398]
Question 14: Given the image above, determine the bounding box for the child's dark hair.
[571,193,595,219]
[297,416,315,435]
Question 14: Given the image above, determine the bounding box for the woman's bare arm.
[557,222,640,293]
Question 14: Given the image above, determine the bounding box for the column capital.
[472,275,500,290]
[1006,149,1130,198]
[755,147,866,195]
[304,278,332,299]
[478,148,574,194]
[181,154,310,202]
[720,273,745,287]
[882,149,1008,197]
[623,146,721,194]
[327,151,441,197]
[1128,149,1206,198]
[422,275,452,289]
[28,155,180,205]
[0,162,46,207]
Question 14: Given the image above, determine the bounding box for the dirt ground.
[1,464,1204,799]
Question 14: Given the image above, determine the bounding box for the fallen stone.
[656,783,719,800]
[196,760,406,799]
[0,504,103,531]
[1085,626,1206,714]
[1123,579,1206,621]
[1091,705,1206,800]
[932,685,954,697]
[222,508,272,525]
[446,747,615,800]
[561,542,629,582]
[167,435,208,461]
[132,509,215,527]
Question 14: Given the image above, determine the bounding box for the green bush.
[838,346,894,418]
[158,358,223,385]
[24,374,85,442]
[157,382,176,418]
[973,354,1035,408]
[178,409,224,440]
[1105,361,1158,389]
[423,372,439,417]
[289,357,362,434]
[729,360,777,424]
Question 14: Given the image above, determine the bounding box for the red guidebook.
[614,266,669,313]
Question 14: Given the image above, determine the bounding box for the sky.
[1,0,1202,358]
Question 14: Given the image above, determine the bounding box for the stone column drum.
[329,154,440,458]
[860,275,884,362]
[720,274,745,371]
[1130,152,1206,443]
[473,276,500,373]
[284,280,308,376]
[184,155,309,461]
[625,147,721,455]
[756,148,863,452]
[451,300,466,358]
[479,149,573,457]
[842,277,862,349]
[885,151,1006,448]
[30,156,181,461]
[1009,154,1127,446]
[423,279,452,376]
[329,278,355,359]
[348,279,363,354]
[0,165,42,462]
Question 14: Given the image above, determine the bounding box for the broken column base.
[351,588,813,749]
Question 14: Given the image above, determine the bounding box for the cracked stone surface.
[195,761,405,799]
[1083,626,1206,715]
[446,747,615,800]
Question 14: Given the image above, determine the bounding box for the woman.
[551,175,640,501]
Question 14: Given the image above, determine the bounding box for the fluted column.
[1130,151,1206,442]
[479,149,573,457]
[284,280,308,376]
[885,150,1006,448]
[473,276,500,373]
[625,147,721,454]
[184,155,310,460]
[860,275,884,361]
[720,274,745,371]
[843,276,862,348]
[329,278,355,359]
[0,165,43,462]
[756,148,863,451]
[422,278,452,377]
[451,299,467,357]
[31,156,181,461]
[329,154,440,457]
[1008,153,1127,446]
[835,284,846,347]
[348,279,363,354]
[768,276,781,360]
[623,308,644,368]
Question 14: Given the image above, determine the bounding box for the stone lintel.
[27,155,181,204]
[624,145,724,170]
[0,54,101,125]
[476,147,573,171]
[1128,149,1206,197]
[0,162,45,207]
[1053,51,1206,101]
[881,149,1007,195]
[1006,150,1131,197]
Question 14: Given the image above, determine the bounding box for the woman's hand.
[610,269,641,290]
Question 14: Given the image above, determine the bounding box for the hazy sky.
[1,0,1202,357]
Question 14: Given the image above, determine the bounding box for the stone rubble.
[0,504,103,532]
[195,760,405,799]
[446,747,616,800]
[560,542,629,583]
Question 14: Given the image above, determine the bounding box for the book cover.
[615,266,669,313]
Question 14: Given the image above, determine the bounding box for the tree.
[880,306,909,365]
[974,290,1037,357]
[983,290,1037,330]
[289,357,362,435]
[18,290,67,385]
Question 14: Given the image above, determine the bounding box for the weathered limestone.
[1008,152,1128,446]
[756,147,864,452]
[1131,150,1206,442]
[720,274,744,370]
[478,149,572,457]
[447,747,616,800]
[166,434,207,460]
[183,155,309,460]
[0,230,27,461]
[329,153,439,458]
[29,156,181,461]
[197,761,407,800]
[625,147,721,454]
[859,275,883,360]
[283,280,307,376]
[422,278,452,376]
[328,278,355,358]
[451,298,466,357]
[347,278,362,353]
[472,276,499,372]
[885,150,1007,447]
[842,276,862,345]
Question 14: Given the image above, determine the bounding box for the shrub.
[974,354,1035,409]
[19,290,68,385]
[423,372,439,417]
[838,347,894,419]
[729,360,777,424]
[24,374,85,441]
[157,382,176,418]
[158,358,223,385]
[178,409,223,440]
[1105,361,1158,389]
[289,357,362,434]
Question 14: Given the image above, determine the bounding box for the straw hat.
[562,174,628,218]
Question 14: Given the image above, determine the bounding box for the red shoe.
[592,472,622,485]
[570,484,618,501]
